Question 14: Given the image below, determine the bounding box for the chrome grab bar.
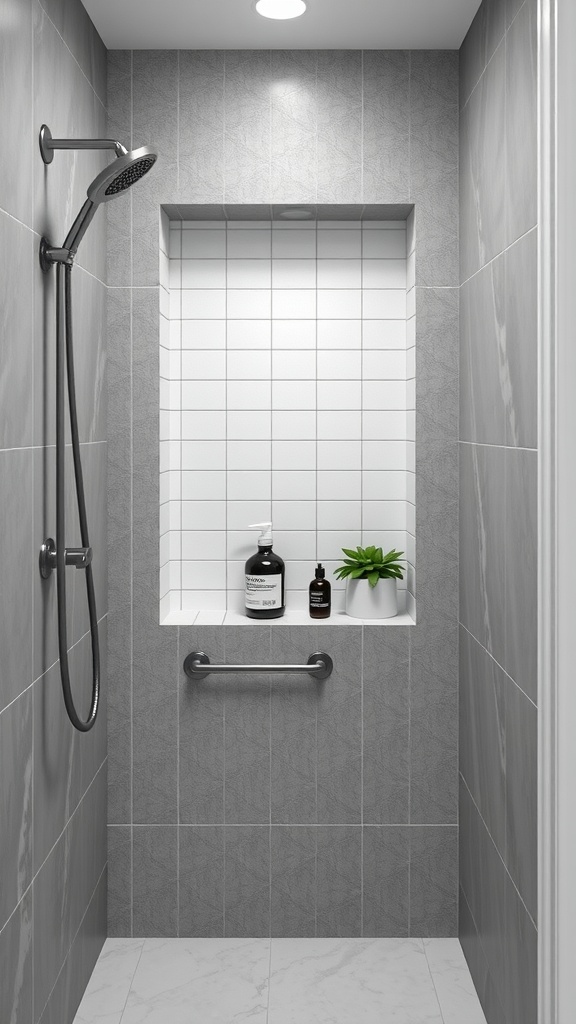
[183,651,333,681]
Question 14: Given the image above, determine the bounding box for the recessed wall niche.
[159,204,416,625]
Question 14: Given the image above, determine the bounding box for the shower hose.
[53,261,100,731]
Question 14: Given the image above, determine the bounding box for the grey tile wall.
[107,48,459,937]
[459,0,538,1020]
[0,1,108,1023]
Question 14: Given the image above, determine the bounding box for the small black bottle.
[245,523,285,619]
[309,563,331,619]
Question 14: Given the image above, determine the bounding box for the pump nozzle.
[249,522,273,546]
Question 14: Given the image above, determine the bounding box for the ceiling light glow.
[255,0,307,20]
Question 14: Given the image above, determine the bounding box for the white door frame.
[538,0,576,1020]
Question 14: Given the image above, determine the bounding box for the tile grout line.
[422,941,449,1024]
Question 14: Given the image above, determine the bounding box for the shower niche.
[159,204,416,625]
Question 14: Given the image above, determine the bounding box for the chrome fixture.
[39,125,158,731]
[184,651,333,681]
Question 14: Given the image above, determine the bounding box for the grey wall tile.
[270,626,317,824]
[460,254,507,445]
[107,826,132,938]
[409,826,457,936]
[0,691,33,929]
[224,826,270,937]
[459,40,506,282]
[503,870,537,1024]
[0,214,33,450]
[362,827,409,937]
[179,626,225,824]
[504,448,537,701]
[224,51,271,203]
[459,627,506,859]
[106,51,133,287]
[179,826,224,936]
[0,890,33,1024]
[415,288,459,441]
[270,50,317,204]
[39,0,107,105]
[316,626,361,824]
[362,51,410,203]
[505,681,537,922]
[132,827,177,936]
[0,449,33,713]
[362,627,409,824]
[179,51,225,203]
[0,0,33,223]
[504,228,537,448]
[224,627,271,825]
[505,0,537,246]
[459,0,506,108]
[270,826,316,937]
[459,886,507,1024]
[317,52,362,203]
[316,827,361,937]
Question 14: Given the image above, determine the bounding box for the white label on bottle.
[245,574,283,610]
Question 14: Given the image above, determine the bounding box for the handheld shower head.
[87,146,157,204]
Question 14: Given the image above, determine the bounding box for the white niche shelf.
[159,204,416,628]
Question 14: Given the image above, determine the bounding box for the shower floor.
[73,936,487,1024]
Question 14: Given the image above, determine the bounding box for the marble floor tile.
[72,937,488,1024]
[424,939,488,1024]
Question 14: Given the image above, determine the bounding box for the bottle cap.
[249,522,273,546]
[316,563,325,579]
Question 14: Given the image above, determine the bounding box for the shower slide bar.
[183,651,333,681]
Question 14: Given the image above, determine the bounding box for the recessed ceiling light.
[278,207,315,220]
[255,0,307,20]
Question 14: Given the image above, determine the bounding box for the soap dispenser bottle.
[309,563,331,619]
[245,523,285,619]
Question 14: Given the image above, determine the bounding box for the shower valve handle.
[39,538,93,579]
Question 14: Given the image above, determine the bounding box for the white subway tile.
[407,249,416,289]
[181,381,226,410]
[317,410,361,440]
[227,440,271,470]
[363,380,407,410]
[181,500,226,530]
[272,471,316,500]
[317,289,361,320]
[317,440,361,470]
[272,229,316,258]
[406,441,415,472]
[362,259,406,289]
[272,259,316,289]
[227,259,271,288]
[182,230,226,258]
[362,320,406,350]
[282,561,318,589]
[182,259,226,288]
[317,531,362,561]
[181,410,226,440]
[227,470,271,500]
[181,350,226,378]
[317,229,361,258]
[318,470,361,500]
[317,259,361,289]
[272,411,316,440]
[227,410,272,439]
[272,380,316,410]
[362,440,406,471]
[169,320,181,350]
[180,320,226,350]
[227,289,271,319]
[407,472,416,503]
[272,500,316,530]
[273,531,316,559]
[406,346,415,378]
[363,289,406,319]
[227,531,256,560]
[160,440,180,472]
[227,229,271,258]
[406,378,415,409]
[406,285,416,320]
[273,350,315,379]
[181,531,226,560]
[227,499,272,530]
[359,530,406,554]
[363,411,407,440]
[227,320,271,349]
[362,501,407,531]
[181,471,226,500]
[317,380,361,410]
[317,320,361,349]
[272,320,316,349]
[272,440,316,470]
[227,350,271,379]
[182,220,225,230]
[168,258,180,289]
[272,289,316,319]
[227,380,270,410]
[182,561,226,589]
[363,220,406,230]
[159,561,171,598]
[363,471,407,500]
[362,230,406,259]
[168,228,181,257]
[181,590,226,612]
[181,440,226,470]
[227,561,249,590]
[317,350,361,379]
[363,350,406,379]
[317,500,362,530]
[407,503,415,534]
[168,288,179,318]
[406,410,415,441]
[182,290,226,319]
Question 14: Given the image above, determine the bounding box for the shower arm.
[39,124,128,164]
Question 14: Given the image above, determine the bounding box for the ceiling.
[82,0,481,50]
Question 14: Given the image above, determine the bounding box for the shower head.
[86,146,158,204]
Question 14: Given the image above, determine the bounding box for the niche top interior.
[162,203,414,223]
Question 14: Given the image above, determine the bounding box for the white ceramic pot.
[345,577,398,619]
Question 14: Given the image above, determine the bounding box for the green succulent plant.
[334,545,405,588]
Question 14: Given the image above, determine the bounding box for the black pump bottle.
[245,522,285,619]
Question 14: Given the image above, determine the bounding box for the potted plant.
[334,545,405,619]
